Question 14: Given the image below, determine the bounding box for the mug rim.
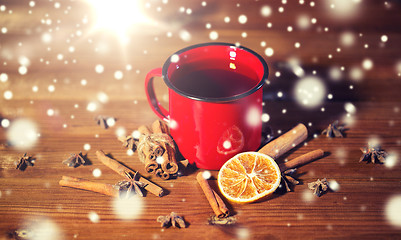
[161,42,269,103]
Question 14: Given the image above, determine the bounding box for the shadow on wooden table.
[262,62,360,139]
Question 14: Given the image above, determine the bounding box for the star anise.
[359,144,387,164]
[8,228,33,240]
[157,212,186,228]
[118,135,137,151]
[15,153,34,170]
[308,178,329,197]
[95,115,116,129]
[280,168,300,192]
[115,171,147,198]
[62,152,86,167]
[321,120,345,138]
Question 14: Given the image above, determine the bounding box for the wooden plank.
[1,0,401,239]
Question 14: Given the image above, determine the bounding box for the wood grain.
[1,1,401,239]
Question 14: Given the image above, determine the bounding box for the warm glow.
[87,0,150,37]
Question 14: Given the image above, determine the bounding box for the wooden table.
[1,1,401,239]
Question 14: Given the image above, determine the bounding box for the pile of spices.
[59,150,165,198]
[136,120,178,180]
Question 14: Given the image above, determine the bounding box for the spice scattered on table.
[59,176,119,197]
[15,153,34,170]
[197,171,230,218]
[95,115,116,129]
[115,172,147,198]
[359,144,387,164]
[118,135,137,151]
[280,168,300,192]
[278,149,325,172]
[308,178,329,197]
[62,152,86,167]
[157,212,186,228]
[321,120,345,138]
[208,215,237,226]
[276,149,325,193]
[8,228,33,240]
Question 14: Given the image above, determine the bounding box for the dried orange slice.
[217,152,281,203]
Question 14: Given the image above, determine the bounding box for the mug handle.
[145,68,170,122]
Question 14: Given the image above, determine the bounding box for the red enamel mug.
[145,42,268,170]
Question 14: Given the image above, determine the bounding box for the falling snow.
[260,5,272,17]
[95,64,104,74]
[238,14,247,24]
[86,102,98,112]
[83,143,91,151]
[21,217,63,240]
[264,47,274,57]
[209,31,218,40]
[0,0,400,238]
[385,195,401,228]
[92,168,102,178]
[340,31,356,47]
[114,70,123,80]
[293,76,326,109]
[88,211,100,223]
[113,194,144,220]
[6,118,39,150]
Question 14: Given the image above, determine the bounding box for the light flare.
[87,0,151,38]
[325,0,362,20]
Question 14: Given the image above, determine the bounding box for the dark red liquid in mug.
[170,68,258,99]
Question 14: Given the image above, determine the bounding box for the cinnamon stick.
[258,123,308,160]
[138,125,154,163]
[197,172,229,218]
[95,150,165,197]
[152,120,178,175]
[138,125,151,135]
[138,124,162,174]
[140,125,160,175]
[144,160,159,174]
[156,168,170,180]
[59,176,118,197]
[279,149,325,172]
